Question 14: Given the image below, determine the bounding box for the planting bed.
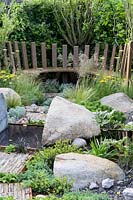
[0,124,43,149]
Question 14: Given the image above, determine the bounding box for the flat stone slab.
[0,183,32,200]
[0,152,31,174]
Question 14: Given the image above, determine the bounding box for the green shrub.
[18,140,82,194]
[4,144,16,153]
[96,110,126,129]
[92,0,126,45]
[9,0,60,45]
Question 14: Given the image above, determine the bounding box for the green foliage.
[0,70,16,88]
[0,173,18,183]
[11,73,44,105]
[0,197,14,200]
[54,0,93,46]
[89,137,118,160]
[28,119,44,126]
[83,101,112,112]
[0,5,14,67]
[33,191,110,200]
[17,140,82,194]
[8,106,26,121]
[4,144,16,153]
[44,79,60,93]
[92,0,126,44]
[9,0,60,45]
[33,140,82,170]
[123,0,133,40]
[64,79,95,105]
[96,110,126,129]
[89,137,133,168]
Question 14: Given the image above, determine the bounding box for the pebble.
[89,182,99,190]
[123,188,133,200]
[72,138,87,148]
[102,178,114,189]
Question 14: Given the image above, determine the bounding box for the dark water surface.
[0,124,43,148]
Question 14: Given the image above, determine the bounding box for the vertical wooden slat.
[31,42,37,69]
[116,45,123,73]
[110,45,116,71]
[7,41,16,73]
[102,44,108,70]
[120,44,127,77]
[63,45,67,68]
[22,42,29,70]
[126,41,133,83]
[3,49,8,67]
[52,44,57,67]
[14,41,21,69]
[84,45,90,58]
[73,46,79,67]
[41,43,47,69]
[94,43,100,66]
[123,47,128,77]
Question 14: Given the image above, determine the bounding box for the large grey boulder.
[100,93,133,113]
[0,93,8,133]
[53,153,125,190]
[42,96,100,145]
[0,88,21,107]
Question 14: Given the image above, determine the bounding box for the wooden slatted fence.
[1,41,133,81]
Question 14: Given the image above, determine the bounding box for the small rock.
[72,138,87,148]
[123,188,133,200]
[102,178,114,189]
[89,182,99,190]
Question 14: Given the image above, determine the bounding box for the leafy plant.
[4,144,16,153]
[28,119,44,126]
[96,110,126,129]
[8,106,26,122]
[33,191,110,200]
[89,137,118,160]
[0,173,18,183]
[44,79,60,93]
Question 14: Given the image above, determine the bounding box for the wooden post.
[22,42,29,70]
[7,41,16,73]
[126,41,133,84]
[102,44,108,70]
[94,43,100,66]
[62,45,68,83]
[52,44,57,67]
[73,46,79,67]
[3,48,8,68]
[41,43,47,69]
[63,45,67,68]
[84,45,90,59]
[31,42,37,69]
[120,44,127,77]
[116,45,123,73]
[110,45,116,72]
[123,46,128,77]
[14,41,21,69]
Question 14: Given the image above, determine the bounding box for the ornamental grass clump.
[11,73,44,105]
